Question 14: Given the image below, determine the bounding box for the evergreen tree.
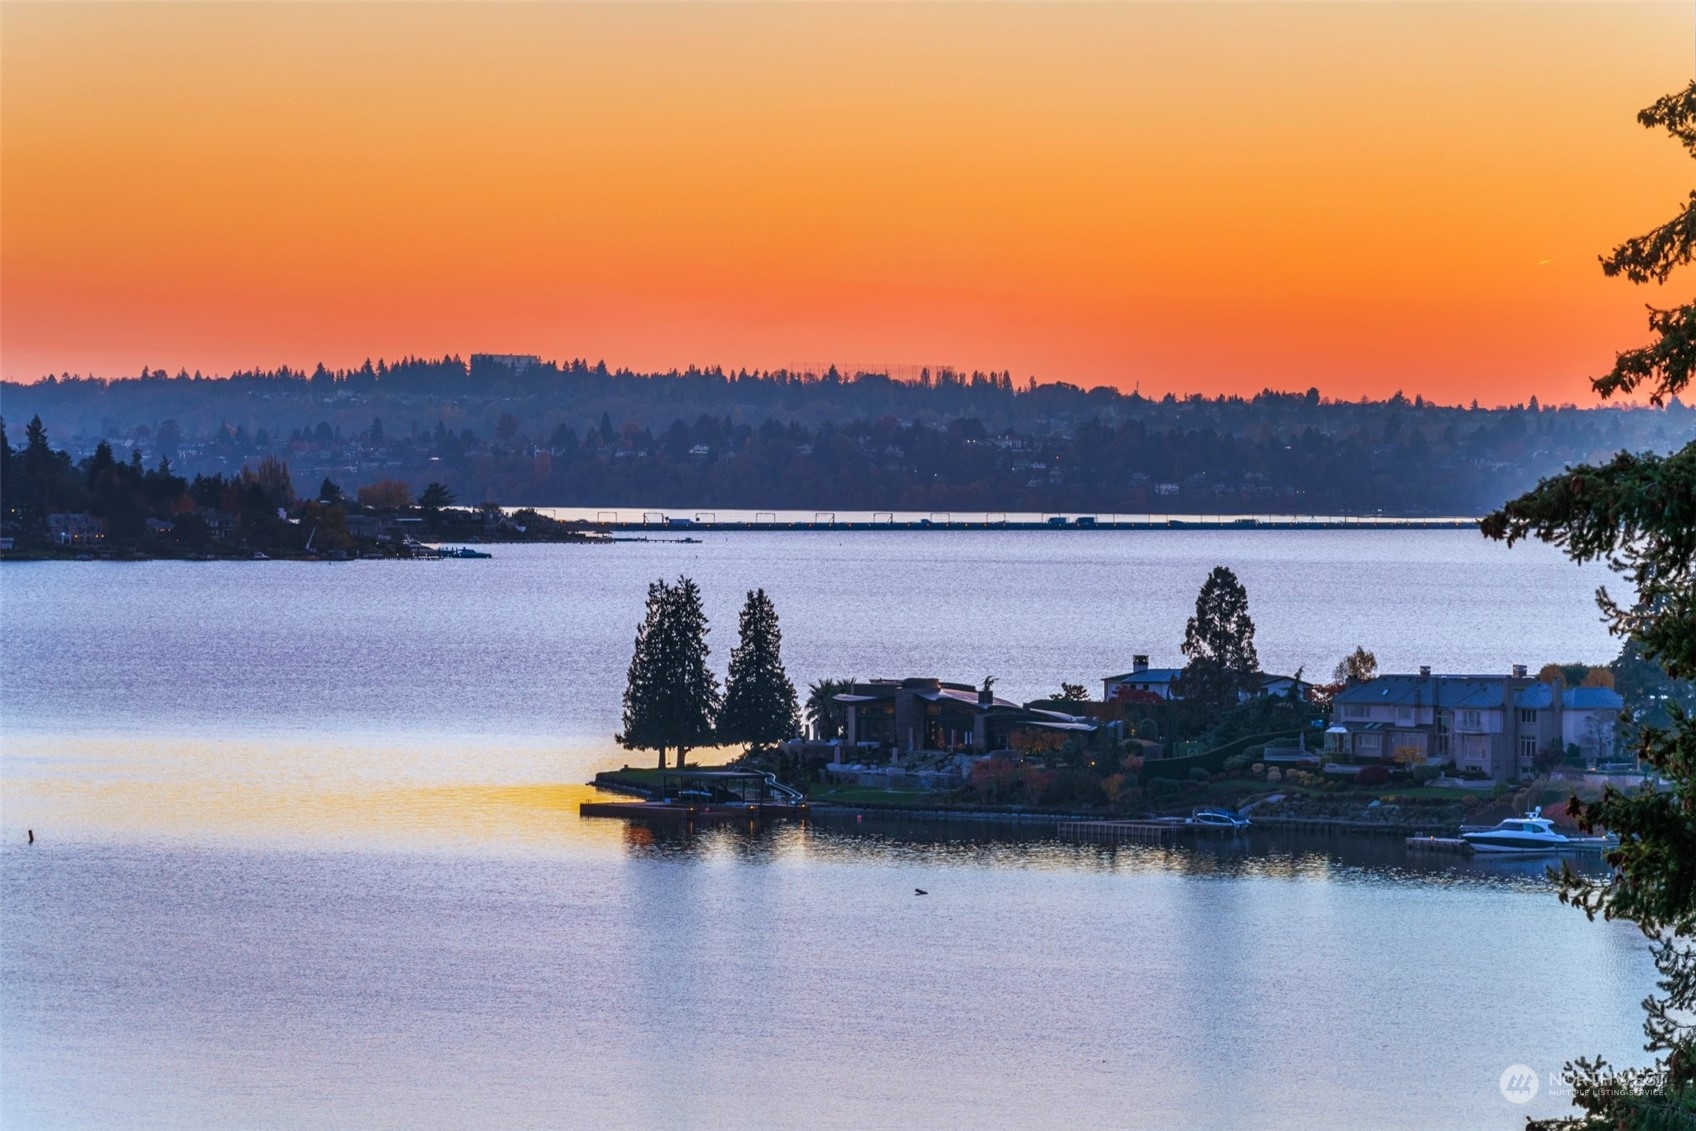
[1179,566,1259,710]
[419,482,456,510]
[616,577,721,769]
[719,588,800,752]
[0,416,12,520]
[1485,82,1696,1131]
[21,415,50,471]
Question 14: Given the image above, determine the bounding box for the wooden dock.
[1056,819,1192,844]
[1405,835,1474,854]
[579,800,808,824]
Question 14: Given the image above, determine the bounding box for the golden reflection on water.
[1,732,632,852]
[0,733,1589,892]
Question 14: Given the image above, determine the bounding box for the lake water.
[0,531,1654,1128]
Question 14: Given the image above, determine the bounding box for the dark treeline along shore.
[0,415,594,560]
[4,356,1692,516]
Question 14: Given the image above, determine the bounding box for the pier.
[574,513,1478,534]
[1056,818,1193,844]
[1405,835,1475,854]
[579,798,808,824]
[581,768,808,825]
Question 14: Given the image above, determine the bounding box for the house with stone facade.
[1328,666,1623,781]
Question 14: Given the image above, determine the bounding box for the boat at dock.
[1459,808,1614,854]
[439,546,493,559]
[580,769,807,825]
[1185,807,1251,830]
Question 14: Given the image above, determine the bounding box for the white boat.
[1186,807,1251,830]
[1460,808,1572,853]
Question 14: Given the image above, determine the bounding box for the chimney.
[978,685,993,708]
[1419,665,1431,677]
[1512,664,1527,679]
[1133,655,1150,673]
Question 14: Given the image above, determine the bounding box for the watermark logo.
[1500,1065,1540,1104]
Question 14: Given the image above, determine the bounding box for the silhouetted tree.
[616,578,722,769]
[1179,566,1259,711]
[1486,81,1696,1131]
[356,479,412,510]
[419,482,456,510]
[719,588,800,753]
[805,678,854,741]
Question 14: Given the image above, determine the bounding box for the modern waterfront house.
[833,678,1095,757]
[1327,666,1624,780]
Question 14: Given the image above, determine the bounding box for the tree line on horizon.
[7,395,1688,518]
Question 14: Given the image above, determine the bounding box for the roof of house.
[1103,668,1183,684]
[833,682,1023,712]
[1564,686,1625,710]
[833,680,1095,730]
[1515,683,1625,710]
[1332,675,1510,710]
[1106,668,1308,688]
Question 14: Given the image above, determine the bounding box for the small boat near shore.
[439,546,493,559]
[1186,807,1251,830]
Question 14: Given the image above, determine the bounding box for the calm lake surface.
[0,531,1654,1128]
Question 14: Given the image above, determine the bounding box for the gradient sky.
[2,3,1691,403]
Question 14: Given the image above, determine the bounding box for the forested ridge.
[4,356,1690,514]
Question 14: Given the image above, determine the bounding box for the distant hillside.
[3,356,1692,515]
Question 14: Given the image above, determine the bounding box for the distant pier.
[571,513,1479,534]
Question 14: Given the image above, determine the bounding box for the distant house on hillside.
[470,353,540,376]
[45,512,104,546]
[1328,666,1623,780]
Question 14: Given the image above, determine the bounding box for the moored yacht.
[1460,809,1572,853]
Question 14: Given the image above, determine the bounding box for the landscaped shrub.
[1188,767,1210,782]
[1356,764,1391,786]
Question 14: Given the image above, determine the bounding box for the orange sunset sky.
[2,2,1691,404]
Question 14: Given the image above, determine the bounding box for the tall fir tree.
[616,577,721,769]
[1179,566,1259,710]
[719,588,800,753]
[1489,81,1696,1131]
[0,416,13,522]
